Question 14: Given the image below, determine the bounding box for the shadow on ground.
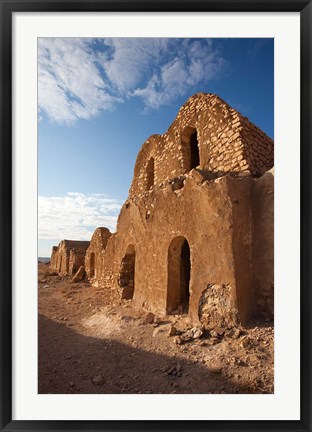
[39,314,259,394]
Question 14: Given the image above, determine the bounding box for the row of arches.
[118,237,191,314]
[144,127,200,191]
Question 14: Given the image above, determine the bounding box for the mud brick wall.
[50,240,90,276]
[85,227,112,282]
[129,93,273,197]
[69,248,88,276]
[50,246,58,269]
[50,93,274,327]
[251,168,274,319]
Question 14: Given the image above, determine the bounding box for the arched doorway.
[167,236,191,314]
[89,252,95,278]
[146,157,155,190]
[181,126,200,171]
[118,244,135,299]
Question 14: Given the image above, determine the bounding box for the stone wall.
[129,93,273,197]
[50,92,274,327]
[96,173,256,324]
[50,240,90,277]
[85,227,112,282]
[94,93,274,326]
[50,246,58,270]
[251,168,274,319]
[68,248,88,276]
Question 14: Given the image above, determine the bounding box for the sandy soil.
[38,262,274,394]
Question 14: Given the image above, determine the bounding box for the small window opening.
[190,131,200,169]
[118,245,135,299]
[146,157,155,190]
[90,252,95,278]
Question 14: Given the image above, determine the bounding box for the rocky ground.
[38,262,274,394]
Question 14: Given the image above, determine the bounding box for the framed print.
[1,0,311,431]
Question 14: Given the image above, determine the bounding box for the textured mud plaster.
[50,93,274,327]
[251,168,274,319]
[50,240,90,276]
[199,284,239,330]
[85,227,112,282]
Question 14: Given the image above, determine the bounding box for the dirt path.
[38,262,274,394]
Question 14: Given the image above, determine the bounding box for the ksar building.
[51,93,274,329]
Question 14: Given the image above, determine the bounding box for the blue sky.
[38,37,274,257]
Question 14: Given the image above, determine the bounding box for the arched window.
[167,236,191,314]
[181,126,200,171]
[118,244,135,299]
[146,157,155,190]
[190,130,200,169]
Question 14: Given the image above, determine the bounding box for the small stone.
[211,366,222,374]
[145,312,155,324]
[238,170,251,177]
[173,336,183,345]
[168,325,178,336]
[208,337,221,345]
[92,374,105,385]
[69,382,75,387]
[42,285,50,289]
[225,327,241,339]
[192,327,203,339]
[71,266,85,283]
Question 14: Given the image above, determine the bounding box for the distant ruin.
[50,93,274,327]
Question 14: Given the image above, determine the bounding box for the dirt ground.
[38,262,274,394]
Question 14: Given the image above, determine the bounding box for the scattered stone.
[71,266,85,283]
[145,312,155,324]
[210,366,223,374]
[241,336,253,349]
[208,337,221,346]
[173,336,183,345]
[42,285,50,289]
[92,374,105,385]
[181,330,193,342]
[238,170,251,177]
[192,327,203,339]
[168,325,180,336]
[225,327,241,339]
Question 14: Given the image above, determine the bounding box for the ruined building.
[50,93,274,327]
[50,240,90,277]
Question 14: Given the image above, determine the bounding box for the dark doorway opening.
[180,240,191,311]
[90,252,95,278]
[146,157,155,190]
[118,245,135,299]
[167,236,191,314]
[190,131,200,169]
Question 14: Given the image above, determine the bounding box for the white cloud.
[132,40,227,110]
[38,38,227,124]
[38,192,123,241]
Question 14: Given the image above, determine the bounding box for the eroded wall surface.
[50,93,274,327]
[251,168,274,320]
[97,173,257,325]
[129,93,273,197]
[85,227,112,281]
[50,240,90,277]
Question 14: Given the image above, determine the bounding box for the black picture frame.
[1,1,311,431]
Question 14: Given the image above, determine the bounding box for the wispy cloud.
[38,38,227,124]
[38,192,123,240]
[246,39,271,59]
